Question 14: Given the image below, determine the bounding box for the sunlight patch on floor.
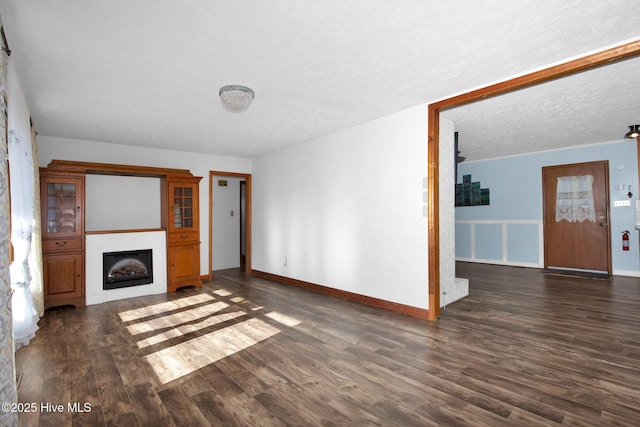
[136,309,247,349]
[145,317,282,384]
[231,296,264,311]
[265,311,302,327]
[121,288,303,384]
[118,293,216,322]
[126,301,231,336]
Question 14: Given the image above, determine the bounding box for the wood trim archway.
[207,171,252,282]
[427,39,640,320]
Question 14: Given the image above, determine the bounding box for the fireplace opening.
[103,249,153,290]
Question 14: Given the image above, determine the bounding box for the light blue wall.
[475,223,503,261]
[455,140,640,275]
[455,223,472,258]
[506,223,539,263]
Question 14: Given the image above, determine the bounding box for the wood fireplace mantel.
[86,228,166,235]
[45,159,194,178]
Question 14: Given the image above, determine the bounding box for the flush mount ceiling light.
[219,85,254,113]
[624,124,640,139]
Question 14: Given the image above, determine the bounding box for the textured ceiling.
[443,56,640,162]
[1,0,640,159]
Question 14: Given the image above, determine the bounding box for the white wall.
[439,118,458,302]
[85,174,161,231]
[38,135,253,275]
[37,109,450,311]
[252,104,431,309]
[211,176,244,270]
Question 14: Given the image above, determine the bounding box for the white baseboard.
[611,269,640,278]
[455,257,542,269]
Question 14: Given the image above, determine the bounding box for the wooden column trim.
[427,39,640,320]
[427,105,440,320]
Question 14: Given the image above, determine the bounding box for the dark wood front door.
[542,160,611,274]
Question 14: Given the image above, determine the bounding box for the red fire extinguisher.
[622,230,630,251]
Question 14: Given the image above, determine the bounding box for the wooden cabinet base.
[43,251,85,309]
[168,282,203,293]
[44,296,85,310]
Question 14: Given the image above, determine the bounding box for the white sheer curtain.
[7,59,39,350]
[0,48,19,427]
[29,124,44,316]
[555,174,596,223]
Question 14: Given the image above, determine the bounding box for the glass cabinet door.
[170,183,197,230]
[41,176,83,238]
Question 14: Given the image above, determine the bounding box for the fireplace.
[103,249,153,290]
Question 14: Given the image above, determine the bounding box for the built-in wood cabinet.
[40,160,203,301]
[165,176,202,292]
[40,172,85,309]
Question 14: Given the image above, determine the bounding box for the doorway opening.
[428,40,640,320]
[209,171,252,279]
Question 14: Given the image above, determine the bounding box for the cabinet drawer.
[169,231,199,244]
[43,238,83,252]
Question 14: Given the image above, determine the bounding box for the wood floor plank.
[67,358,104,426]
[254,381,353,426]
[217,392,287,427]
[106,331,161,389]
[14,263,640,425]
[126,383,176,427]
[214,356,270,397]
[91,344,138,425]
[189,390,240,426]
[195,363,244,398]
[157,386,212,427]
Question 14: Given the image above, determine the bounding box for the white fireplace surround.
[86,231,167,305]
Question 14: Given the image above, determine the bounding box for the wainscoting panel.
[455,220,543,268]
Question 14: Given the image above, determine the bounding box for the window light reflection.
[118,293,215,322]
[119,290,303,385]
[137,309,246,349]
[126,301,230,336]
[145,318,281,384]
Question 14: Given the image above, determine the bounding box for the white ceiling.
[1,0,639,159]
[444,55,640,162]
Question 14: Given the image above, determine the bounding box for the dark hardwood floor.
[15,262,640,426]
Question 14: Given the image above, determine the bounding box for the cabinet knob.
[55,241,67,246]
[180,234,188,239]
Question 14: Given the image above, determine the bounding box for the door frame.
[239,180,247,272]
[542,160,612,275]
[427,40,640,320]
[208,171,252,280]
